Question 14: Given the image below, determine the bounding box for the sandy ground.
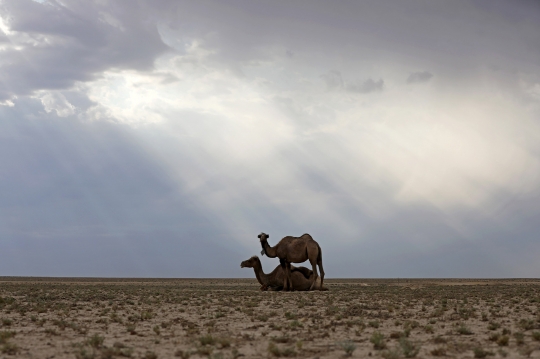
[0,278,539,358]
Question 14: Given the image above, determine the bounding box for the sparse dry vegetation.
[0,278,539,358]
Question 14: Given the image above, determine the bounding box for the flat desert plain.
[0,278,540,359]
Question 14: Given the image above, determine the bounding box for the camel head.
[258,232,269,256]
[240,256,259,268]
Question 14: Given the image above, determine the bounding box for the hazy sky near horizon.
[1,0,540,278]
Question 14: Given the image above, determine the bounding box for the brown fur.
[240,256,327,291]
[258,232,325,291]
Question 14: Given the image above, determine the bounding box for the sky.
[1,0,540,278]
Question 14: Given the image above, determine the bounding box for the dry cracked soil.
[1,278,540,359]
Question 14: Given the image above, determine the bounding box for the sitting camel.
[240,256,327,291]
[259,232,325,291]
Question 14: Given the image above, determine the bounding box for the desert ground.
[0,278,539,359]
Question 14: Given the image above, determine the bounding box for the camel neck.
[262,241,277,257]
[252,260,269,286]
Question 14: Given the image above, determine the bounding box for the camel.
[258,232,325,291]
[240,256,327,291]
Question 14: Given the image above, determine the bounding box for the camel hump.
[281,233,313,242]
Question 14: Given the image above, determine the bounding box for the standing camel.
[258,232,325,291]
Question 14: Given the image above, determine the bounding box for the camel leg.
[306,245,320,290]
[280,259,290,291]
[286,262,294,291]
[317,259,325,290]
[308,244,325,291]
[308,257,319,291]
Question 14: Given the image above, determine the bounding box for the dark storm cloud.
[3,0,540,99]
[0,0,169,100]
[406,71,434,84]
[156,0,540,80]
